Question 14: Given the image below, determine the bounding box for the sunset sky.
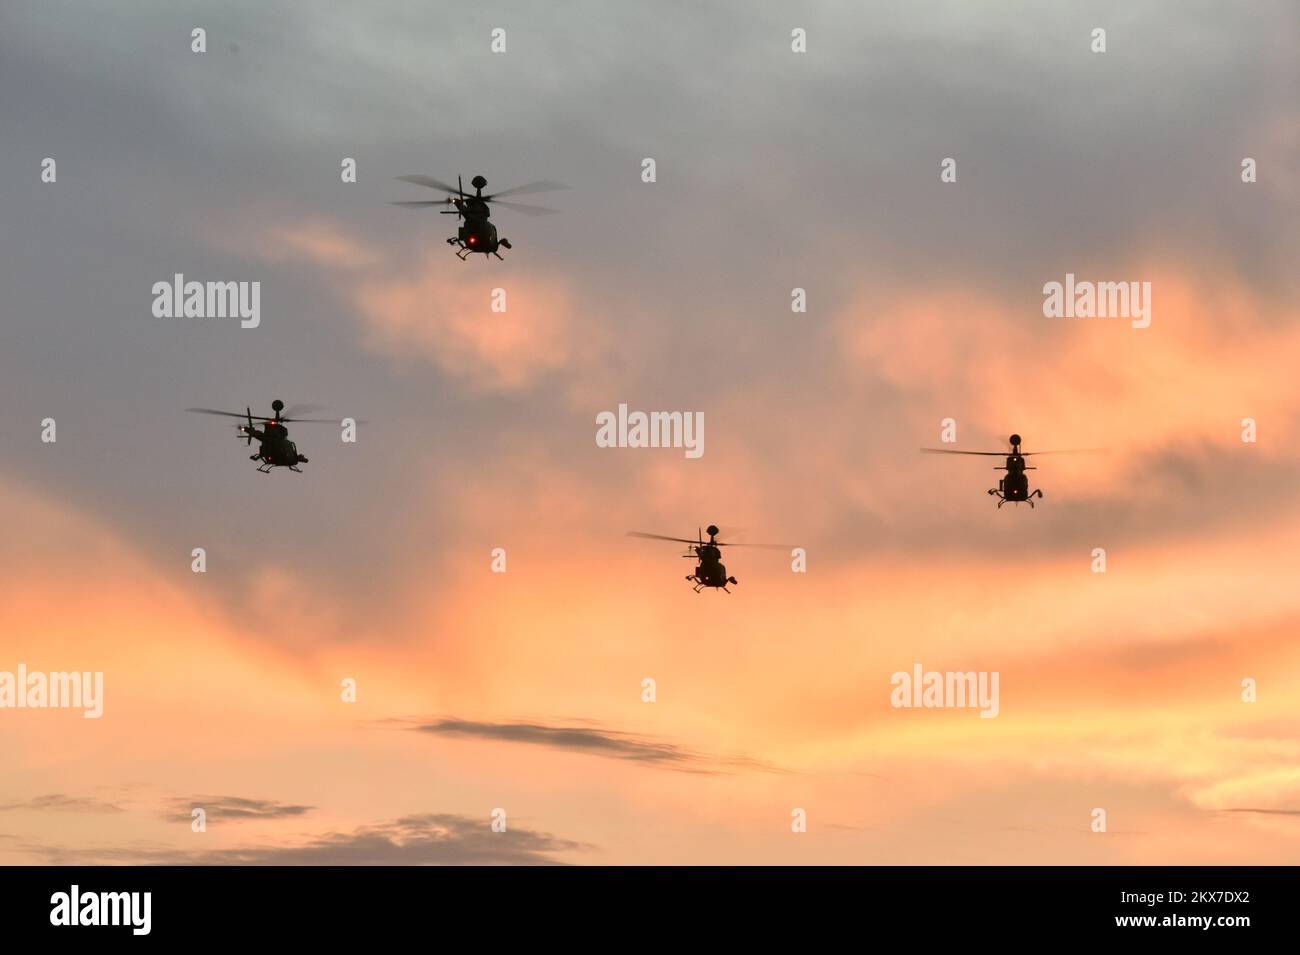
[1,0,1298,864]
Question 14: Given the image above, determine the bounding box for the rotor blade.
[1021,448,1105,456]
[490,198,561,217]
[390,200,450,208]
[920,448,1008,456]
[188,407,268,420]
[628,532,699,545]
[396,174,460,194]
[714,541,795,550]
[189,407,355,424]
[485,180,568,200]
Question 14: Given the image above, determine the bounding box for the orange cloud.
[217,216,605,393]
[354,259,577,391]
[840,267,1300,467]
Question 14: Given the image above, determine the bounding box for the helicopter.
[627,525,790,593]
[391,173,564,260]
[921,434,1096,508]
[186,400,338,473]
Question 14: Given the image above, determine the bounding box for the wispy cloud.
[25,814,585,866]
[0,794,125,814]
[159,795,314,822]
[401,717,786,775]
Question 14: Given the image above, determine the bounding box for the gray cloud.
[0,0,1294,636]
[405,717,786,775]
[25,813,584,866]
[0,793,125,814]
[159,795,314,822]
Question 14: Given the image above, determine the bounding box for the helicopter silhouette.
[922,434,1097,508]
[392,173,564,260]
[186,400,338,473]
[628,525,790,593]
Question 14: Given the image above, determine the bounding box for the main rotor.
[391,173,566,218]
[186,400,337,446]
[920,434,1096,459]
[627,525,790,550]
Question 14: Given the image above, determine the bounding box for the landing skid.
[988,488,1043,508]
[686,575,733,593]
[448,237,507,260]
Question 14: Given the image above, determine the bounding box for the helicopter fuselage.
[999,454,1029,501]
[449,198,509,257]
[457,215,501,254]
[688,544,736,591]
[990,452,1042,507]
[242,423,309,471]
